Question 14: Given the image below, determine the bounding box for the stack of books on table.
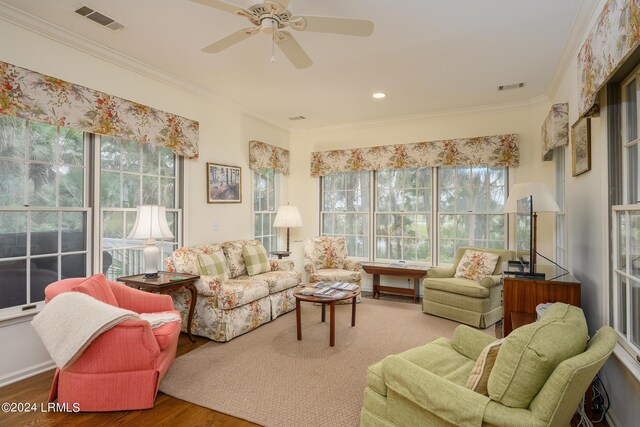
[330,282,359,291]
[313,287,349,298]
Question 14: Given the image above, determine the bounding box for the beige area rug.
[159,298,492,427]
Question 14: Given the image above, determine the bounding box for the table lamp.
[127,205,175,279]
[503,182,560,265]
[273,205,303,252]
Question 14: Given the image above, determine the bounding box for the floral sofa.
[166,240,302,342]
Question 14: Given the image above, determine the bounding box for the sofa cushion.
[466,338,504,395]
[242,244,270,276]
[222,240,262,278]
[487,303,588,408]
[423,277,490,298]
[367,362,387,396]
[454,250,500,282]
[452,246,513,275]
[239,271,300,294]
[167,244,224,275]
[217,278,269,309]
[73,274,118,306]
[196,251,229,281]
[151,317,181,351]
[309,269,361,283]
[304,236,347,270]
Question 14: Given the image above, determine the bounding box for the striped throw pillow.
[196,251,230,281]
[242,244,270,276]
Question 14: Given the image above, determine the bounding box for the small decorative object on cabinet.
[207,162,242,203]
[501,263,581,336]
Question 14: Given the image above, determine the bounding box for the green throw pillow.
[196,251,229,281]
[242,244,270,276]
[487,303,588,408]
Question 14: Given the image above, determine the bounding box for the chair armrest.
[427,266,455,278]
[193,276,223,297]
[451,325,498,360]
[304,259,315,274]
[66,319,160,373]
[382,355,490,427]
[110,283,174,313]
[344,258,362,271]
[479,274,502,289]
[270,259,294,271]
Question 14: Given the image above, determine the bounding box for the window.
[320,166,507,264]
[438,166,507,263]
[0,117,89,311]
[612,73,640,355]
[321,171,370,258]
[375,168,431,261]
[0,115,184,314]
[554,148,568,267]
[253,169,279,252]
[100,136,180,281]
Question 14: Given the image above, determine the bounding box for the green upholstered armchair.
[361,304,616,427]
[423,246,515,328]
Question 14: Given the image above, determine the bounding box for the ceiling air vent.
[498,82,526,91]
[74,5,126,31]
[288,116,306,121]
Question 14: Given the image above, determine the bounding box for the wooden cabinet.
[502,264,581,336]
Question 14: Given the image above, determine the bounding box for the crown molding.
[298,95,550,133]
[547,0,604,99]
[0,1,289,133]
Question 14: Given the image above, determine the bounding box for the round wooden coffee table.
[294,285,361,347]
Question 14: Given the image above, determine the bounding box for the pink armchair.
[44,274,180,412]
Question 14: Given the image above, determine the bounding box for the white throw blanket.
[31,292,139,369]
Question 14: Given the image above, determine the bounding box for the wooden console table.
[502,263,581,336]
[361,262,429,303]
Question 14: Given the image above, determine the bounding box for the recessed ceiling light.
[372,92,386,99]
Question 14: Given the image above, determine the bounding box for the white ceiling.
[0,0,594,129]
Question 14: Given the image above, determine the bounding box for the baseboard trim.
[0,360,55,388]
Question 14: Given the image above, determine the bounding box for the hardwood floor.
[0,294,608,426]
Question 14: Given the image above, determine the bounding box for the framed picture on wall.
[571,116,591,176]
[207,163,242,203]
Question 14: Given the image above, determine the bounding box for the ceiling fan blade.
[202,27,258,53]
[289,16,374,37]
[190,0,243,15]
[275,31,312,69]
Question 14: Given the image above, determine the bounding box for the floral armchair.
[304,236,362,286]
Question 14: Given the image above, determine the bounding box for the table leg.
[373,274,380,299]
[351,296,356,326]
[321,303,326,322]
[414,278,420,303]
[296,299,302,341]
[330,302,335,347]
[185,283,197,342]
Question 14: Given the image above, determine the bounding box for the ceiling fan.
[191,0,374,69]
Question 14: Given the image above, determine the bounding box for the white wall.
[0,18,288,385]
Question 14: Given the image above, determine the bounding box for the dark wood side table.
[294,285,361,347]
[117,271,200,342]
[501,263,581,336]
[361,262,429,303]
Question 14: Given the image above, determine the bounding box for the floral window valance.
[0,61,199,158]
[249,140,290,175]
[579,0,640,116]
[541,103,569,161]
[310,134,519,177]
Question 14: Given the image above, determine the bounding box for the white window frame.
[554,147,568,267]
[252,169,279,252]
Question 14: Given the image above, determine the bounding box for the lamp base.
[142,239,160,279]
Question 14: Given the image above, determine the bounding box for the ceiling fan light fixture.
[372,92,386,99]
[260,17,278,34]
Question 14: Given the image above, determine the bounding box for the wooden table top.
[117,271,200,288]
[293,285,361,303]
[361,262,430,275]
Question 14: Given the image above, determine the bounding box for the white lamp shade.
[127,205,175,240]
[273,205,303,228]
[503,182,560,214]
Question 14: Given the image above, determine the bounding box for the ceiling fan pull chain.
[271,31,276,63]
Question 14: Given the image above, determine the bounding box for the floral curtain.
[579,0,640,116]
[249,140,290,175]
[541,103,569,161]
[310,134,519,177]
[0,61,199,158]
